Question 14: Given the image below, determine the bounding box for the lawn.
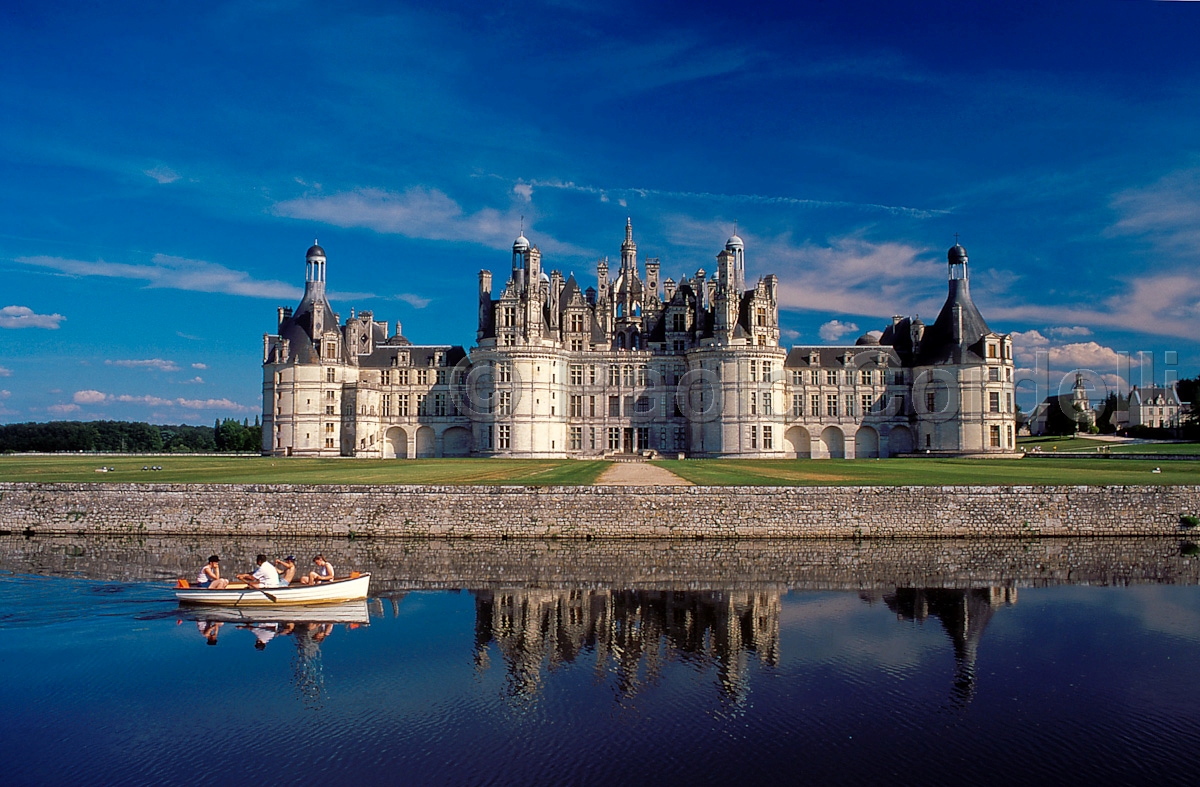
[653,457,1200,486]
[1017,435,1200,455]
[0,456,610,486]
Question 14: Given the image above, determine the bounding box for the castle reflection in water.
[466,586,1016,703]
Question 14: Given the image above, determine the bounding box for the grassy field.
[0,456,609,486]
[1017,436,1200,454]
[654,457,1200,486]
[1,453,1197,487]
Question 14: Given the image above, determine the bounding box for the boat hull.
[175,573,370,606]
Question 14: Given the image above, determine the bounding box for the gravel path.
[594,462,692,486]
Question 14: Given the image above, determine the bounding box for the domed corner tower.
[910,242,1017,455]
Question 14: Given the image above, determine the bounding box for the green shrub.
[1181,514,1200,529]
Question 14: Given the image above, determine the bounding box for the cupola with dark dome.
[306,243,326,259]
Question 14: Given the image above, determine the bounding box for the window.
[588,365,597,384]
[609,396,620,417]
[496,364,511,383]
[608,428,621,451]
[989,392,1001,413]
[671,313,686,332]
[325,422,334,433]
[762,392,772,415]
[894,371,904,385]
[990,425,1001,447]
[382,370,391,386]
[675,426,686,449]
[750,426,758,449]
[761,362,771,382]
[826,394,838,417]
[637,427,649,449]
[497,425,511,449]
[569,426,582,450]
[325,343,337,359]
[1007,393,1013,413]
[503,307,516,327]
[861,394,873,414]
[398,368,409,385]
[398,394,409,416]
[497,391,511,416]
[811,370,820,385]
[569,364,583,385]
[792,394,804,418]
[926,391,937,413]
[382,394,391,416]
[325,438,335,448]
[433,393,447,417]
[326,405,335,415]
[589,396,596,417]
[608,365,620,386]
[989,367,1000,382]
[673,340,686,353]
[570,338,584,352]
[811,394,820,418]
[750,394,758,415]
[635,396,653,414]
[1007,425,1014,447]
[750,360,758,380]
[436,370,446,385]
[637,365,647,386]
[988,343,997,358]
[791,370,804,386]
[845,395,854,416]
[416,394,426,415]
[589,427,596,449]
[826,370,838,385]
[480,428,492,450]
[326,368,336,383]
[763,426,773,450]
[417,369,428,385]
[569,313,585,332]
[756,308,767,327]
[623,365,635,387]
[570,395,583,418]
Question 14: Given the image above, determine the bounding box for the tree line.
[0,418,262,453]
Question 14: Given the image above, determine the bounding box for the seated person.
[236,554,281,589]
[274,555,297,586]
[196,555,229,589]
[300,554,335,585]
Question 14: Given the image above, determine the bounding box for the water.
[3,536,1200,786]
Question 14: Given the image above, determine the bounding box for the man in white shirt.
[237,554,281,589]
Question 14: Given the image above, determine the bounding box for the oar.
[256,587,279,603]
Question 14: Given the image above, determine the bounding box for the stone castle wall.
[1,482,1198,539]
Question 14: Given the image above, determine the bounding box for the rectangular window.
[436,370,446,385]
[417,369,428,385]
[325,438,334,448]
[589,396,597,417]
[1007,393,1013,413]
[480,428,492,450]
[637,365,647,386]
[750,394,758,415]
[860,370,873,386]
[675,426,686,449]
[750,360,758,380]
[673,340,685,354]
[569,426,582,450]
[926,391,937,412]
[791,370,804,386]
[750,426,758,449]
[671,313,686,332]
[623,366,635,387]
[761,362,771,382]
[570,395,583,418]
[811,370,820,385]
[608,428,621,451]
[588,365,597,384]
[498,391,511,416]
[325,405,335,415]
[416,394,427,415]
[845,395,854,416]
[989,367,1000,382]
[398,368,409,385]
[637,427,649,450]
[635,396,653,414]
[570,364,583,385]
[988,343,997,358]
[569,313,585,332]
[609,396,620,417]
[862,394,873,414]
[1007,425,1014,447]
[570,338,584,352]
[826,394,838,417]
[990,424,1001,447]
[433,393,447,417]
[325,422,334,433]
[792,394,804,418]
[624,395,634,416]
[398,394,409,416]
[325,343,337,359]
[495,363,511,383]
[811,394,821,417]
[608,365,620,386]
[503,307,516,327]
[382,370,391,386]
[763,426,773,450]
[382,394,391,416]
[989,391,1000,413]
[762,392,772,415]
[589,427,596,450]
[498,425,511,449]
[826,370,838,386]
[326,368,336,383]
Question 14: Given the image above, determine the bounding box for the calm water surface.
[3,539,1200,786]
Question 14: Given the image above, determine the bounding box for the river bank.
[2,482,1198,539]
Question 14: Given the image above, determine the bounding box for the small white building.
[1128,385,1183,431]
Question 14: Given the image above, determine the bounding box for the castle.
[262,222,1017,459]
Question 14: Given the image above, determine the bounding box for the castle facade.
[262,222,1017,459]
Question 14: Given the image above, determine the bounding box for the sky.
[2,0,1199,424]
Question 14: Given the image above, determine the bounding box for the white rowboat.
[181,600,371,624]
[176,573,371,606]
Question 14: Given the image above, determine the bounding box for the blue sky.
[2,0,1199,423]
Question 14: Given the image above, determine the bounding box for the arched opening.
[888,425,914,456]
[415,426,436,458]
[441,426,471,457]
[784,426,811,459]
[820,426,845,459]
[384,427,407,459]
[855,426,879,459]
[616,333,626,349]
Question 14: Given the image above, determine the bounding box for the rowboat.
[175,573,371,606]
[180,600,371,624]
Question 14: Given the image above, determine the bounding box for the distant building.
[1027,372,1096,435]
[262,226,1017,458]
[1128,384,1183,431]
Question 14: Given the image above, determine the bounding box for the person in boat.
[236,554,281,589]
[196,555,230,590]
[300,554,335,585]
[274,555,297,586]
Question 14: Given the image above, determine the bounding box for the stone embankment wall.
[3,534,1198,591]
[1,482,1198,539]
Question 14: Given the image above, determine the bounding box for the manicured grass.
[0,456,610,486]
[653,458,1200,486]
[1017,435,1200,455]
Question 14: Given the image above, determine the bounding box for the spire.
[625,217,632,243]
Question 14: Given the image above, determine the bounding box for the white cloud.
[0,390,9,398]
[273,186,589,256]
[182,376,204,384]
[105,358,181,372]
[47,403,80,414]
[397,293,431,309]
[73,390,108,404]
[144,165,180,184]
[819,319,860,341]
[17,254,301,300]
[0,305,66,329]
[1108,165,1200,254]
[191,362,208,370]
[0,365,10,377]
[780,328,801,341]
[512,183,533,202]
[1046,326,1092,338]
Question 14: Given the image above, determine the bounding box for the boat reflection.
[179,601,370,707]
